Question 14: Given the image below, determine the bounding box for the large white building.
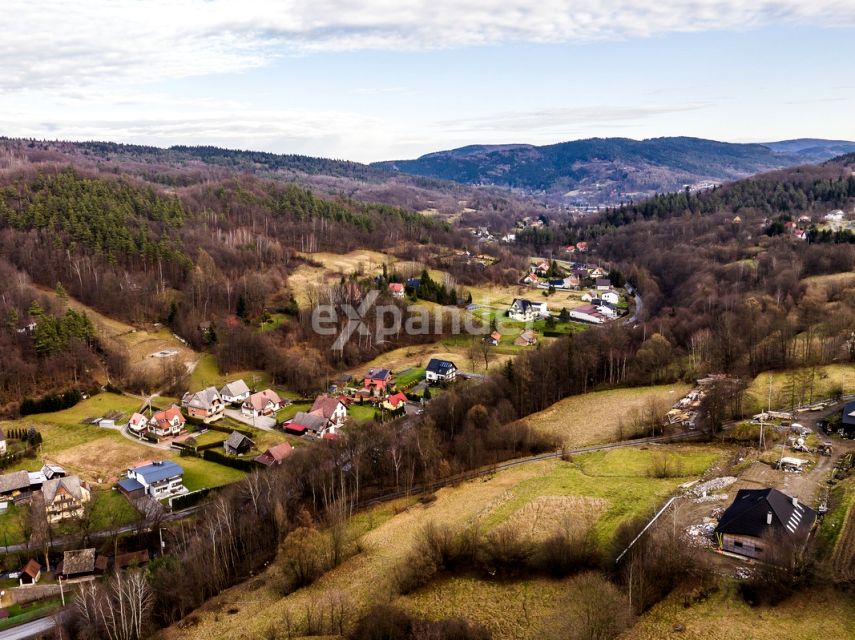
[119,461,185,499]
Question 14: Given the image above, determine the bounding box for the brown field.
[289,250,394,305]
[162,464,544,640]
[467,282,585,312]
[524,384,692,447]
[344,342,515,378]
[743,364,855,414]
[499,495,606,542]
[621,582,855,640]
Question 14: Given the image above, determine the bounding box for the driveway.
[224,408,277,431]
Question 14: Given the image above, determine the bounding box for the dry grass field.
[524,384,692,447]
[345,341,515,378]
[621,582,855,640]
[743,364,855,414]
[164,445,725,640]
[289,250,393,305]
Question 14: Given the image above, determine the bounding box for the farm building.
[59,548,96,579]
[714,488,816,563]
[19,559,41,585]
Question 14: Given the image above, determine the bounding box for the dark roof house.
[224,431,255,455]
[715,488,817,561]
[254,442,294,466]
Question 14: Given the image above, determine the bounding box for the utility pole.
[58,575,65,606]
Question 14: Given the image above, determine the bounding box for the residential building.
[363,368,393,393]
[148,406,185,438]
[128,412,148,435]
[309,396,348,426]
[388,282,405,298]
[383,391,409,411]
[224,431,255,455]
[839,400,855,437]
[254,442,294,467]
[714,488,817,563]
[601,290,621,305]
[242,389,284,417]
[0,430,6,456]
[425,358,458,384]
[219,379,251,404]
[595,278,611,291]
[485,330,501,346]
[181,386,225,422]
[288,412,331,436]
[42,476,91,523]
[120,460,185,499]
[508,298,548,322]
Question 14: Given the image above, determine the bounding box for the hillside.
[373,136,855,205]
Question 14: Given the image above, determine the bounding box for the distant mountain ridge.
[372,136,855,205]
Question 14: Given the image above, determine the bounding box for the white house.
[425,358,458,384]
[181,387,224,422]
[0,430,6,456]
[147,406,185,438]
[242,389,283,417]
[309,396,348,426]
[508,298,548,322]
[596,304,619,319]
[127,413,147,435]
[219,379,251,404]
[601,290,621,305]
[595,278,611,291]
[120,461,185,499]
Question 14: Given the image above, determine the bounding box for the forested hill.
[373,136,855,205]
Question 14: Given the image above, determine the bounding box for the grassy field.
[188,354,270,392]
[0,504,27,547]
[524,384,692,447]
[179,457,247,492]
[395,367,426,387]
[743,364,855,414]
[30,392,142,427]
[622,581,855,640]
[345,342,515,379]
[164,444,724,640]
[348,404,378,424]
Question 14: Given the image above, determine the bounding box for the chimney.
[792,496,798,507]
[767,511,773,525]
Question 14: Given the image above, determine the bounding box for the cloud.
[441,103,709,132]
[3,1,854,92]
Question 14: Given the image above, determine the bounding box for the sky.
[2,0,855,162]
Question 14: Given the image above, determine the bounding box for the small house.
[595,278,611,291]
[42,475,91,523]
[839,400,855,437]
[219,379,251,405]
[242,389,284,417]
[383,392,409,411]
[181,387,225,422]
[426,358,458,384]
[0,430,6,456]
[254,442,294,467]
[148,406,185,438]
[388,282,405,298]
[485,330,501,346]
[514,329,538,347]
[601,290,621,305]
[121,460,185,499]
[128,412,148,435]
[19,559,41,585]
[224,431,255,456]
[60,548,96,579]
[714,488,817,562]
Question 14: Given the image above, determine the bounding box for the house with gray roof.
[220,379,251,404]
[121,460,185,499]
[181,386,224,422]
[42,475,91,523]
[60,548,96,578]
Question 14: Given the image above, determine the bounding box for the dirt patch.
[51,438,155,484]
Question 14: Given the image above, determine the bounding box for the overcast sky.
[2,0,854,162]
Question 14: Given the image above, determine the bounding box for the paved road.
[0,616,55,640]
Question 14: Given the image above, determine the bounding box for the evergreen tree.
[236,295,247,320]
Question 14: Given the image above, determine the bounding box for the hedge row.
[202,449,260,471]
[20,390,82,416]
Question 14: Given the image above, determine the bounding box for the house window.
[733,541,743,548]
